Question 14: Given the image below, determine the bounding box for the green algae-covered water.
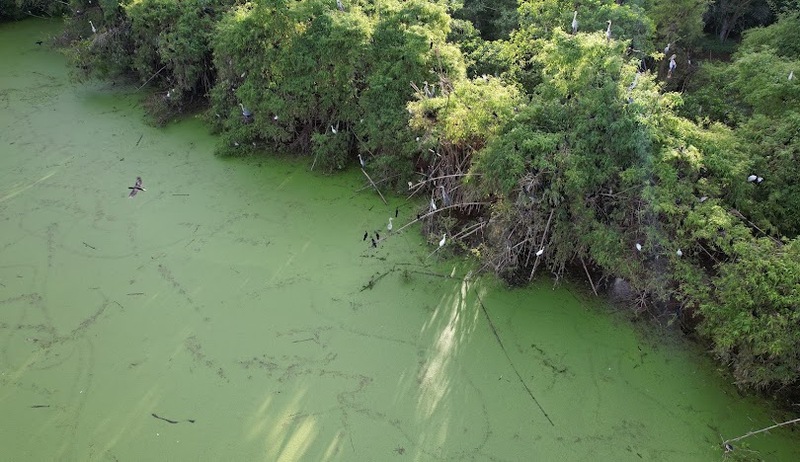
[1,19,798,461]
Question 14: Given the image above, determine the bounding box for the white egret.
[430,198,437,211]
[790,71,794,81]
[387,217,393,231]
[273,114,278,121]
[747,174,758,182]
[239,103,252,120]
[664,43,670,55]
[676,249,683,257]
[439,185,451,207]
[699,196,708,203]
[407,181,413,189]
[89,20,96,34]
[358,154,366,169]
[536,248,545,257]
[439,234,446,248]
[423,81,434,98]
[336,0,344,12]
[605,20,612,42]
[571,11,578,35]
[667,54,677,78]
[331,125,337,134]
[628,72,640,92]
[757,176,764,183]
[635,243,642,252]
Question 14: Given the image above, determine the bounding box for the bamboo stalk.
[722,417,800,448]
[580,256,598,296]
[360,168,387,205]
[529,209,555,281]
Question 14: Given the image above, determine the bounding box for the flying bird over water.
[128,176,146,197]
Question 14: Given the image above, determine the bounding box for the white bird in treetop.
[89,20,96,34]
[358,154,366,169]
[664,43,670,55]
[571,11,578,35]
[790,71,795,81]
[635,243,642,252]
[330,125,337,134]
[536,248,545,257]
[676,249,683,257]
[430,198,437,211]
[667,54,677,79]
[337,0,344,12]
[439,234,446,248]
[605,20,612,42]
[387,217,393,231]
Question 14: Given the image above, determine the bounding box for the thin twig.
[136,65,168,92]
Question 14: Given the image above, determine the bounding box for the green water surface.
[1,19,798,461]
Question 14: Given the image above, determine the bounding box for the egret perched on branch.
[439,185,451,207]
[536,248,545,257]
[423,81,434,98]
[605,20,612,42]
[330,125,337,134]
[676,249,683,257]
[571,11,578,35]
[635,243,642,252]
[387,217,393,231]
[430,198,437,211]
[439,234,446,248]
[664,43,670,56]
[89,20,96,34]
[358,154,366,169]
[667,54,677,79]
[790,71,795,81]
[239,103,253,123]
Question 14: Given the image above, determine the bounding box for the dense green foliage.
[57,0,800,395]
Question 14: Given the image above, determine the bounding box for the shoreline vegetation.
[7,0,799,408]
